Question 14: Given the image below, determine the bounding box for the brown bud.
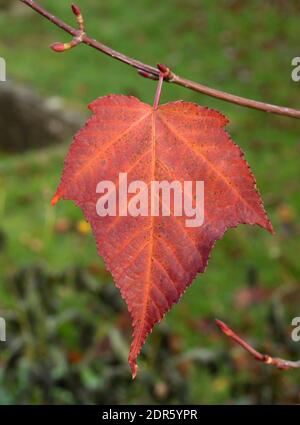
[71,4,81,17]
[157,63,170,77]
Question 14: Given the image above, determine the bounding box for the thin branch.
[50,4,85,52]
[215,319,300,370]
[20,0,300,119]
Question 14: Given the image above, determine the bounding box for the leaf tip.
[268,222,275,235]
[261,217,275,235]
[129,353,138,379]
[130,363,138,380]
[51,193,61,206]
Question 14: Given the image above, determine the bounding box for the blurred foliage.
[0,0,300,404]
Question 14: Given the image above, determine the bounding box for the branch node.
[50,3,85,53]
[21,0,300,119]
[157,63,175,81]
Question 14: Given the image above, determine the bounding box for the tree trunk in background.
[0,81,85,153]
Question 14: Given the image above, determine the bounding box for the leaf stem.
[153,64,170,109]
[19,0,300,119]
[153,73,164,110]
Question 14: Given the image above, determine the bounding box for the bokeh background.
[0,0,300,404]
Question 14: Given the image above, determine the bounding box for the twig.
[50,4,85,52]
[20,1,300,119]
[215,319,300,370]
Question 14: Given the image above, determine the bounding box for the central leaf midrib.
[131,109,157,358]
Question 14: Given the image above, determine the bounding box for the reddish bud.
[215,319,232,337]
[71,3,81,17]
[157,63,169,76]
[50,42,66,53]
[137,70,158,80]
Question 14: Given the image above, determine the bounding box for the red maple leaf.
[52,95,273,378]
